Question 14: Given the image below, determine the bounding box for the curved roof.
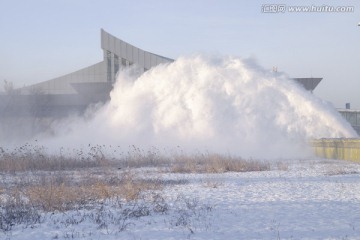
[101,29,173,70]
[21,30,174,95]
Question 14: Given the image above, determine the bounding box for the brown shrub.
[171,155,199,173]
[13,170,162,212]
[0,144,113,173]
[171,153,270,173]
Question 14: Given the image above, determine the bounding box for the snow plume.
[42,55,356,159]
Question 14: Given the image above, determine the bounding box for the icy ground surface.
[2,158,360,240]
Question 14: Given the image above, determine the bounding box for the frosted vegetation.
[1,146,360,239]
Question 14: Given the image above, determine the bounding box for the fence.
[311,138,360,162]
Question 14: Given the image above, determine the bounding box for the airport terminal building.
[0,29,323,118]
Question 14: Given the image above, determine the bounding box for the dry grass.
[0,145,172,173]
[0,144,113,172]
[170,153,270,173]
[1,170,162,212]
[0,146,274,234]
[119,145,169,168]
[0,146,271,213]
[0,145,272,174]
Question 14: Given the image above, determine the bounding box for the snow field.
[1,158,360,239]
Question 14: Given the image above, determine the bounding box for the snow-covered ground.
[2,158,360,240]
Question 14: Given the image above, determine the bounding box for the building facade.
[338,108,360,135]
[22,29,173,95]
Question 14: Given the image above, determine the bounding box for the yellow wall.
[311,139,360,162]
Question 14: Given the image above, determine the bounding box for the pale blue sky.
[1,0,359,108]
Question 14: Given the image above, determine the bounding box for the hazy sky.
[1,0,359,108]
